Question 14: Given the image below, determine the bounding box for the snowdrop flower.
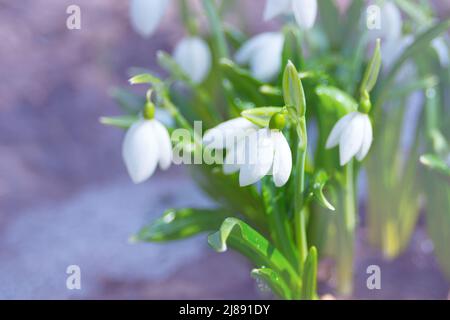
[122,104,172,183]
[173,37,212,84]
[264,0,318,29]
[235,32,284,82]
[130,0,171,38]
[326,112,373,166]
[203,115,292,187]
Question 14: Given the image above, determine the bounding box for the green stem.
[201,0,229,58]
[336,160,356,296]
[179,0,198,35]
[294,117,308,275]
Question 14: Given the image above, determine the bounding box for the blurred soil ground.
[0,0,449,299]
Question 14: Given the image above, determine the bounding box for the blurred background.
[0,0,449,299]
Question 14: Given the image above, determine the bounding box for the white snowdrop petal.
[356,115,373,161]
[130,0,170,38]
[203,118,257,150]
[239,129,274,186]
[263,0,292,21]
[382,2,402,42]
[152,119,173,170]
[292,0,318,29]
[339,114,365,165]
[235,33,280,65]
[250,33,284,82]
[122,120,159,184]
[326,112,357,149]
[272,131,292,187]
[173,37,212,84]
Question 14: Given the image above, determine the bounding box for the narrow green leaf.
[360,39,381,94]
[311,171,335,211]
[251,268,293,300]
[220,58,266,106]
[317,0,341,48]
[157,50,192,84]
[99,115,138,129]
[282,25,304,71]
[315,85,358,115]
[283,61,306,116]
[208,218,300,288]
[109,87,145,114]
[301,247,318,300]
[420,154,450,177]
[133,208,231,242]
[241,107,283,127]
[384,19,450,89]
[129,73,163,85]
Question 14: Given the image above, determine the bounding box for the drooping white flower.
[122,118,172,183]
[203,118,292,187]
[173,37,212,84]
[326,112,373,166]
[264,0,318,29]
[130,0,171,38]
[235,32,284,82]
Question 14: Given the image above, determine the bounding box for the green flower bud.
[269,113,286,130]
[143,101,155,120]
[360,90,372,114]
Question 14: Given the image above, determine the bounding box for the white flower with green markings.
[130,0,171,37]
[235,32,284,82]
[264,0,318,29]
[326,112,373,166]
[203,114,292,187]
[122,103,172,183]
[173,37,212,84]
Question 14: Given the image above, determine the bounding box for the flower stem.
[294,117,308,275]
[179,0,198,35]
[336,160,356,296]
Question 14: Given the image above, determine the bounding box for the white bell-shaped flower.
[122,118,172,183]
[173,37,212,84]
[203,118,292,187]
[326,112,373,166]
[235,32,284,82]
[264,0,318,29]
[130,0,171,38]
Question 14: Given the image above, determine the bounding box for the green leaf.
[133,208,231,242]
[420,154,450,177]
[220,58,266,106]
[301,247,318,300]
[208,218,300,288]
[360,39,381,94]
[315,85,358,115]
[129,73,163,85]
[282,25,304,71]
[99,115,138,129]
[283,61,306,116]
[251,268,293,300]
[157,51,192,84]
[317,0,341,48]
[202,0,229,58]
[310,170,335,211]
[109,87,145,114]
[383,19,450,90]
[241,107,283,127]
